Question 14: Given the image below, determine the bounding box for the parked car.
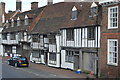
[8,56,29,67]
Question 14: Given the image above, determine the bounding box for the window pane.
[109,7,118,28]
[108,40,118,65]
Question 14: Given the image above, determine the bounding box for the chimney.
[1,2,5,14]
[47,0,53,5]
[31,2,38,10]
[16,0,22,11]
[0,2,5,26]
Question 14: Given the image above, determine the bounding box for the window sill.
[49,63,56,65]
[65,61,73,63]
[88,38,95,40]
[108,27,118,29]
[107,63,118,67]
[71,19,77,21]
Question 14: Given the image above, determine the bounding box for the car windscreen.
[19,57,27,60]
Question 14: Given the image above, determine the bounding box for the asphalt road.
[2,60,67,78]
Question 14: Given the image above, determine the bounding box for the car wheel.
[8,61,10,65]
[15,63,18,67]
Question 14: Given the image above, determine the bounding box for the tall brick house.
[100,2,120,77]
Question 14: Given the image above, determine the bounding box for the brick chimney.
[0,2,5,26]
[47,0,53,5]
[31,2,38,10]
[16,0,22,11]
[1,2,5,14]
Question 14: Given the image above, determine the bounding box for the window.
[91,7,97,16]
[18,32,24,40]
[32,50,40,58]
[90,2,98,16]
[11,19,14,27]
[108,39,118,66]
[71,6,77,20]
[49,53,56,64]
[32,34,39,42]
[88,27,95,40]
[17,17,20,26]
[24,15,29,25]
[49,34,56,44]
[108,6,118,29]
[10,33,16,40]
[66,29,74,41]
[2,33,7,40]
[65,50,74,63]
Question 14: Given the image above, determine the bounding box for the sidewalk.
[2,56,95,78]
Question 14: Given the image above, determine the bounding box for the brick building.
[100,1,120,77]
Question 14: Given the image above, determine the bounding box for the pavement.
[2,56,96,78]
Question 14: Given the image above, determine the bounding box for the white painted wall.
[0,28,3,56]
[61,50,74,70]
[41,55,45,64]
[61,27,101,48]
[56,35,61,53]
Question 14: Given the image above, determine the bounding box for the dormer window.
[71,6,77,20]
[6,20,9,28]
[11,19,14,27]
[91,2,98,16]
[17,17,20,26]
[24,15,29,25]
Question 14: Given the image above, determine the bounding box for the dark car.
[8,56,29,67]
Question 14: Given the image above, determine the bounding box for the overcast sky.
[0,0,64,12]
[0,0,114,12]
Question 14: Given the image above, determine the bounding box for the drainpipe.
[96,10,99,78]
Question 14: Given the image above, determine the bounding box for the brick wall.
[100,3,120,77]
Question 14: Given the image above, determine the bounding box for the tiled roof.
[31,2,74,34]
[2,6,45,33]
[31,2,101,34]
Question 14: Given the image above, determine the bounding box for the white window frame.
[107,39,118,66]
[65,50,74,63]
[108,6,118,29]
[49,52,56,65]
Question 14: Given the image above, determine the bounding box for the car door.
[8,58,13,65]
[12,57,17,65]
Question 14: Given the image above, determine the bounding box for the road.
[2,59,67,78]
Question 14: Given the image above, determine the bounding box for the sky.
[0,0,63,12]
[0,0,114,12]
